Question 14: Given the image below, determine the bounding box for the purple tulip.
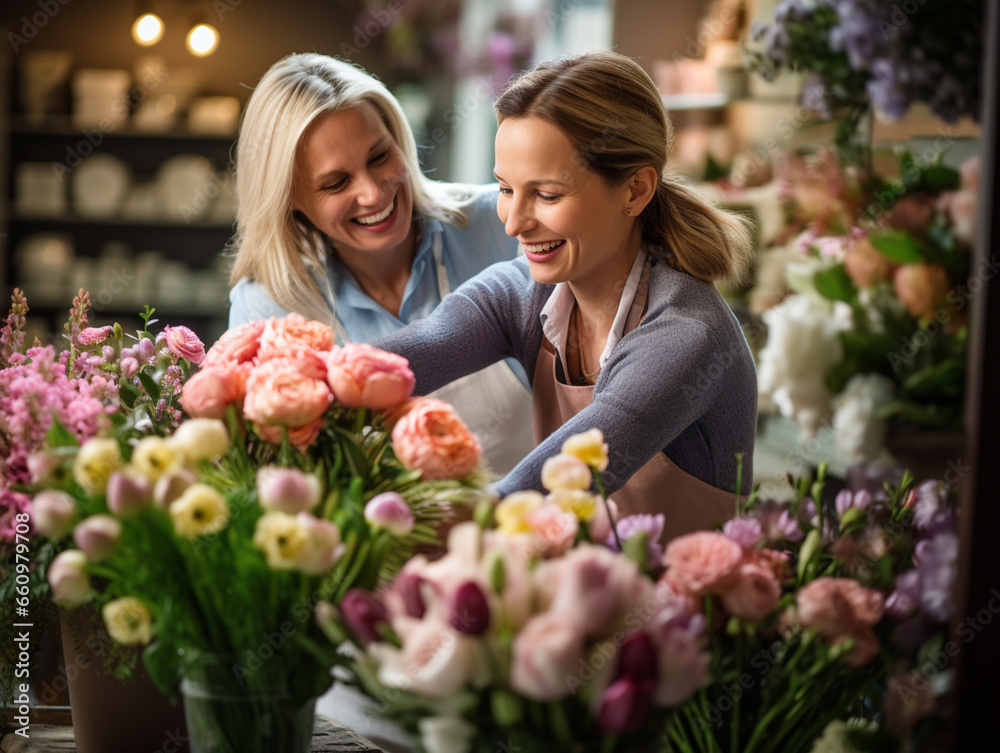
[617,632,657,684]
[449,581,490,635]
[598,677,653,734]
[340,589,389,644]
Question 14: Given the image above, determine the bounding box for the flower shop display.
[316,431,956,753]
[746,0,983,163]
[752,149,977,464]
[20,308,492,753]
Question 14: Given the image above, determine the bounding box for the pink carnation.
[796,577,885,666]
[719,558,781,622]
[663,531,744,597]
[202,320,265,367]
[391,398,481,479]
[77,326,113,346]
[257,313,335,362]
[324,344,415,411]
[243,355,332,428]
[180,363,251,419]
[163,325,206,365]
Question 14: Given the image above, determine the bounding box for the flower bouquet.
[317,428,957,753]
[755,151,978,462]
[1,288,198,722]
[745,0,983,164]
[26,311,493,753]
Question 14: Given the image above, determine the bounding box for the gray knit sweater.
[373,255,757,497]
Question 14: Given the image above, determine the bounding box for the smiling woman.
[374,50,759,541]
[226,53,534,479]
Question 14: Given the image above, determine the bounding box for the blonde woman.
[375,51,758,541]
[227,53,533,477]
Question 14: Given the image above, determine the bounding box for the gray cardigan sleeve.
[373,258,549,397]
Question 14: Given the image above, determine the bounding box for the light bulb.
[131,12,164,46]
[186,23,219,57]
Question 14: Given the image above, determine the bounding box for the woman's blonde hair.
[494,50,752,285]
[230,53,475,324]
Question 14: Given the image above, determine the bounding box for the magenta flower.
[340,589,389,644]
[448,581,491,635]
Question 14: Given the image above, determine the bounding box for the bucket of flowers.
[25,311,493,753]
[317,432,957,753]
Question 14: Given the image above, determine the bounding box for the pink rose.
[510,612,585,701]
[324,344,415,411]
[257,313,335,362]
[719,558,781,622]
[254,418,325,451]
[549,545,647,638]
[78,326,113,346]
[243,355,332,427]
[391,397,482,479]
[894,263,951,322]
[664,531,744,597]
[374,617,481,697]
[652,616,710,705]
[163,325,205,365]
[525,504,578,556]
[203,320,266,367]
[180,364,250,419]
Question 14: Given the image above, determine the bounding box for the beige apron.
[334,234,535,477]
[531,259,736,543]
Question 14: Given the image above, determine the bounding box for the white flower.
[170,484,230,538]
[417,716,477,753]
[832,373,896,460]
[757,294,849,437]
[131,437,184,482]
[73,438,122,494]
[102,597,153,645]
[807,718,878,753]
[252,512,342,574]
[170,418,230,462]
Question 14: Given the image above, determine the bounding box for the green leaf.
[869,231,925,264]
[813,265,857,303]
[138,369,161,402]
[900,358,966,400]
[118,381,140,409]
[919,164,960,193]
[45,417,80,448]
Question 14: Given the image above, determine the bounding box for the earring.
[625,206,632,215]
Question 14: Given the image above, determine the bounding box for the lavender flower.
[723,517,764,549]
[606,513,665,564]
[915,532,959,622]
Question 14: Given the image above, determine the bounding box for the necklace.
[574,304,600,386]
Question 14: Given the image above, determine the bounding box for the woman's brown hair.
[495,50,752,285]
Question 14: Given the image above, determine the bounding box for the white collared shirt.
[538,247,648,382]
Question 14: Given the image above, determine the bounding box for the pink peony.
[180,363,250,419]
[202,319,265,367]
[163,325,206,365]
[77,326,113,346]
[391,398,482,479]
[510,611,586,701]
[257,313,335,362]
[254,418,325,451]
[243,355,332,428]
[664,531,744,597]
[719,558,782,622]
[324,344,415,411]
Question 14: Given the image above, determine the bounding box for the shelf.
[8,115,237,142]
[8,213,235,230]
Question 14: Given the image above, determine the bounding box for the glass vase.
[180,651,315,753]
